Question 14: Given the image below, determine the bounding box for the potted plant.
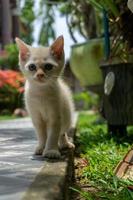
[69,0,120,95]
[88,0,133,136]
[69,0,133,136]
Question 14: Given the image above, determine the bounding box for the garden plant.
[0,70,24,115]
[72,112,133,200]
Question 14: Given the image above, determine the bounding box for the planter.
[70,39,104,94]
[101,62,133,127]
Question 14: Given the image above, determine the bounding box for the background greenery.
[0,44,18,70]
[18,1,132,44]
[0,0,133,114]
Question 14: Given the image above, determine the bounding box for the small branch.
[66,14,77,43]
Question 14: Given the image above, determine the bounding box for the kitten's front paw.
[43,149,61,159]
[59,141,75,150]
[67,141,75,149]
[34,146,44,155]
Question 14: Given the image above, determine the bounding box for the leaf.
[70,187,94,200]
[87,0,119,17]
[128,189,133,199]
[113,176,118,190]
[102,0,119,17]
[87,0,103,10]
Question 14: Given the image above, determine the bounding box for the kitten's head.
[16,36,64,85]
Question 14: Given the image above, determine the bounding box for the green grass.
[73,112,133,200]
[0,115,19,121]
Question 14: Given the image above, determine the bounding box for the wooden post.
[11,0,20,40]
[1,0,12,48]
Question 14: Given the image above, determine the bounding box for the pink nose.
[37,73,44,79]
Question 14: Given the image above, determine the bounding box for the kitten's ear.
[15,37,30,61]
[50,35,64,59]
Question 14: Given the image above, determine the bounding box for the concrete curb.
[22,114,78,200]
[22,150,74,200]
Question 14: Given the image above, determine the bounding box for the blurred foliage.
[21,0,132,59]
[19,0,56,45]
[58,0,133,59]
[87,0,119,17]
[58,0,97,42]
[15,0,133,61]
[38,1,56,45]
[19,0,35,44]
[73,91,99,110]
[0,44,19,70]
[87,0,133,60]
[0,70,24,113]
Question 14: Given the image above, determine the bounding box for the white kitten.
[16,36,75,158]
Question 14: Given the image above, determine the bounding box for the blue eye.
[44,63,53,71]
[29,64,36,71]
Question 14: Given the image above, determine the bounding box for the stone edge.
[22,113,78,200]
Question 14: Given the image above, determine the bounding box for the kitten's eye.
[44,63,53,71]
[28,64,36,71]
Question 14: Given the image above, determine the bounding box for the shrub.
[73,91,99,110]
[0,44,19,70]
[0,70,25,114]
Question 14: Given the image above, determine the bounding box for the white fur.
[25,78,75,158]
[16,38,75,158]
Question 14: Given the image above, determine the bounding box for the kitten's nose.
[37,73,44,79]
[36,68,45,79]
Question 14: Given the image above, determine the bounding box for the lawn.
[0,115,19,121]
[72,112,133,200]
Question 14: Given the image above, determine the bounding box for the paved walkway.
[0,115,77,200]
[0,117,33,129]
[0,118,43,200]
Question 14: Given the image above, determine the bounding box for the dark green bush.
[73,91,99,110]
[0,44,19,70]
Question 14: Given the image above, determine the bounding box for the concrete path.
[0,118,42,200]
[0,116,77,200]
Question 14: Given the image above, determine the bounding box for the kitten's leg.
[32,118,47,155]
[59,132,75,150]
[43,121,61,158]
